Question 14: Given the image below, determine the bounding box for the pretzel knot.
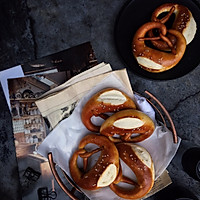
[132,21,186,73]
[69,134,120,190]
[139,31,176,54]
[148,5,177,51]
[151,3,197,45]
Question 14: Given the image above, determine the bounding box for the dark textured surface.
[0,0,34,199]
[0,0,200,199]
[0,0,35,70]
[0,86,22,200]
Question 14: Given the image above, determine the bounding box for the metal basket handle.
[144,90,177,144]
[48,152,81,200]
[48,90,178,199]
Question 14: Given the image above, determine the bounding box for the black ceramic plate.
[114,0,200,80]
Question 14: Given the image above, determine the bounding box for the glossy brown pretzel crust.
[69,134,120,190]
[81,88,136,132]
[149,3,193,49]
[110,143,155,199]
[132,21,186,73]
[100,109,155,143]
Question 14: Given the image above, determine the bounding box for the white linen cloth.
[38,73,181,200]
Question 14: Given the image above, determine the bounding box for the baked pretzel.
[69,134,120,190]
[110,143,155,199]
[132,21,186,73]
[151,3,197,45]
[100,109,155,143]
[81,88,136,132]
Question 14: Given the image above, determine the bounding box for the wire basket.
[48,90,177,200]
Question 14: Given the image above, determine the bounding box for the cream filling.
[97,90,127,105]
[97,164,117,187]
[182,15,197,44]
[136,57,163,70]
[130,144,152,169]
[113,117,144,129]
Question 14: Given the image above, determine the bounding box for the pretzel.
[151,3,197,45]
[69,134,120,190]
[110,143,155,199]
[100,109,155,143]
[132,21,186,73]
[81,88,136,132]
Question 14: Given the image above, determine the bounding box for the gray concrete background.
[0,0,200,199]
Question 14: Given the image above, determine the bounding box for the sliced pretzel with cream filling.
[151,3,197,45]
[81,88,137,132]
[110,143,155,199]
[132,21,186,73]
[100,109,155,143]
[69,134,120,190]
